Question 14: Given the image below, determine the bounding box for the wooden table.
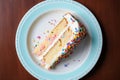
[0,0,120,80]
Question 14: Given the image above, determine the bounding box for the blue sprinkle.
[62,49,65,51]
[64,64,68,67]
[64,63,69,67]
[70,18,75,22]
[75,28,79,32]
[75,28,77,30]
[67,43,70,45]
[62,52,65,55]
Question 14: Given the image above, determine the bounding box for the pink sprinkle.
[50,35,56,42]
[41,60,45,66]
[37,36,41,39]
[50,38,54,44]
[51,23,54,25]
[53,34,57,38]
[40,45,45,50]
[37,51,42,56]
[48,19,57,26]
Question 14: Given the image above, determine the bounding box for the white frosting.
[37,13,80,69]
[64,13,80,34]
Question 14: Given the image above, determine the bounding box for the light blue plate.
[15,0,102,80]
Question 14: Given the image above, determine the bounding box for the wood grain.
[0,0,120,80]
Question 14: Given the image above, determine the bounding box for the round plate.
[15,1,102,80]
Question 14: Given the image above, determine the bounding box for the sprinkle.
[62,49,65,51]
[37,36,41,39]
[64,64,68,67]
[61,49,65,55]
[34,44,37,47]
[40,45,45,50]
[48,38,51,41]
[48,19,56,26]
[64,63,69,67]
[48,21,51,24]
[79,28,83,32]
[71,40,74,42]
[67,45,71,49]
[75,28,79,32]
[51,19,57,22]
[41,60,45,66]
[67,42,70,46]
[53,34,57,38]
[62,52,65,55]
[70,18,75,22]
[46,30,49,33]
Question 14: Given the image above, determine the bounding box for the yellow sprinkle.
[47,30,49,33]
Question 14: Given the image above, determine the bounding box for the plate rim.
[15,1,103,80]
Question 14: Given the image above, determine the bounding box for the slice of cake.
[33,13,86,69]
